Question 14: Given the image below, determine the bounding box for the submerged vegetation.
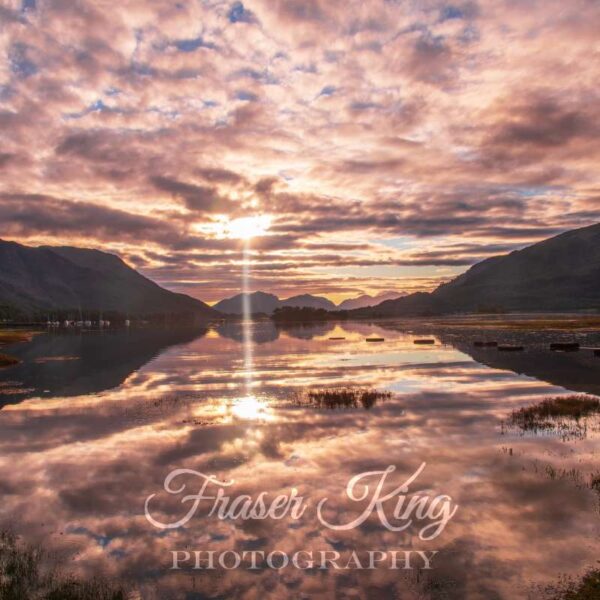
[295,387,391,410]
[0,530,129,600]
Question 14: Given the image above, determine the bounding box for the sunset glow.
[0,0,598,304]
[226,215,272,240]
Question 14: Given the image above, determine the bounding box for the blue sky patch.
[440,5,464,21]
[228,2,254,24]
[9,43,38,78]
[235,90,258,102]
[173,36,215,52]
[319,85,336,97]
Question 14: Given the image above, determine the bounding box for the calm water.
[0,320,599,599]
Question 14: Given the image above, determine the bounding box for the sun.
[226,215,271,240]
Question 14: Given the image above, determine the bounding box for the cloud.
[149,176,231,213]
[0,0,597,302]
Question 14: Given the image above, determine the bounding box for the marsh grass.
[296,387,391,410]
[0,530,129,600]
[535,568,600,600]
[509,395,600,437]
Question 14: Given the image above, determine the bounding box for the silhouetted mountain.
[213,292,335,315]
[353,292,450,317]
[354,223,600,316]
[338,291,406,310]
[0,240,218,320]
[282,294,336,311]
[213,291,281,315]
[433,223,600,311]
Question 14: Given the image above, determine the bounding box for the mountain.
[282,294,336,311]
[213,292,336,315]
[0,240,218,320]
[213,291,281,315]
[353,292,450,317]
[338,291,406,310]
[354,223,600,316]
[433,223,600,311]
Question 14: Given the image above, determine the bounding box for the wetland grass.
[508,395,600,440]
[297,387,391,410]
[0,530,129,600]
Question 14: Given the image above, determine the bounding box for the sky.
[0,0,599,304]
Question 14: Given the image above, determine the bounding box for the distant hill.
[338,291,406,310]
[0,240,218,320]
[213,292,335,315]
[213,291,281,315]
[281,294,336,311]
[354,223,600,317]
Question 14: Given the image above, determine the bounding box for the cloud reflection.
[0,322,598,598]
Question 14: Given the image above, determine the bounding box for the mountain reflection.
[450,336,600,396]
[0,327,207,406]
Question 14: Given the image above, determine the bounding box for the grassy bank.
[0,330,33,345]
[425,314,600,331]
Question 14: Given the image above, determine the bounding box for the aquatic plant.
[296,387,391,410]
[510,395,600,431]
[536,567,600,599]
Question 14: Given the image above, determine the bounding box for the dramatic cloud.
[0,0,598,302]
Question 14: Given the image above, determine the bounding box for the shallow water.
[0,320,599,599]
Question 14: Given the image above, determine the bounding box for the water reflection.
[0,320,598,599]
[0,327,208,406]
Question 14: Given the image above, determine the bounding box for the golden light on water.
[231,395,272,421]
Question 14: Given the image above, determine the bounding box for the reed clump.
[510,395,600,432]
[297,387,391,410]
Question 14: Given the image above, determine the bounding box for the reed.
[297,387,391,410]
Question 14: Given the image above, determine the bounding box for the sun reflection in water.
[229,214,273,418]
[231,395,273,421]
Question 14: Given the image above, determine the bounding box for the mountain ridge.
[354,223,600,317]
[213,290,406,314]
[213,291,337,315]
[0,239,218,320]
